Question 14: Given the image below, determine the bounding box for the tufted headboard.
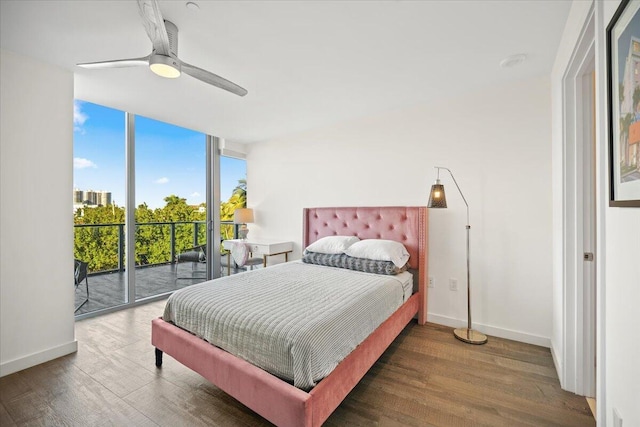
[302,206,427,271]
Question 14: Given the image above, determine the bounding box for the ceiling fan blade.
[182,62,248,97]
[137,0,170,56]
[77,56,150,69]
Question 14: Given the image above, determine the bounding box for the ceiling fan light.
[150,63,180,78]
[149,54,181,78]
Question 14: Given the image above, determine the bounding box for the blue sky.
[74,100,246,209]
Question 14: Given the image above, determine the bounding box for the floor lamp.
[427,166,487,345]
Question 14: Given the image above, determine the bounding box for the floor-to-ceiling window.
[73,100,247,318]
[73,101,127,314]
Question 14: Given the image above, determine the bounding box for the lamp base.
[454,328,488,345]
[238,225,248,240]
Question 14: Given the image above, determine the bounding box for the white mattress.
[163,261,413,390]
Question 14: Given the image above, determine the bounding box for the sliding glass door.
[134,115,208,299]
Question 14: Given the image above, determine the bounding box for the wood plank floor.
[0,300,595,426]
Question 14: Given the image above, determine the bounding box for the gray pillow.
[302,251,407,275]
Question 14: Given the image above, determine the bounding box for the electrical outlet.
[428,277,435,288]
[613,408,623,427]
[449,278,458,291]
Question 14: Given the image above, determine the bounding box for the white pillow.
[305,235,360,254]
[344,239,410,268]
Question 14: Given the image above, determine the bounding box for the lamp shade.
[427,182,447,208]
[234,208,254,224]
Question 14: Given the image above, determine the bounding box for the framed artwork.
[607,0,640,207]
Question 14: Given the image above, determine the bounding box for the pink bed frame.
[152,206,428,426]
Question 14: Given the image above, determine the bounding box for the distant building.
[73,189,83,204]
[96,191,112,206]
[73,188,112,210]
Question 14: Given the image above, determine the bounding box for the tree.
[220,180,247,240]
[233,179,247,197]
[74,205,125,272]
[158,195,194,222]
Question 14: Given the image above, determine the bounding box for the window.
[73,100,246,318]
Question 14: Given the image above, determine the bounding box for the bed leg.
[155,347,163,367]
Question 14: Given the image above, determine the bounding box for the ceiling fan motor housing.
[164,20,179,58]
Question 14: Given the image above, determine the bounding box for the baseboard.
[0,340,77,377]
[426,313,550,347]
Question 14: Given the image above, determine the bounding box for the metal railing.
[74,220,239,274]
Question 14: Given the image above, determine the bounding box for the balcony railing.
[74,220,239,274]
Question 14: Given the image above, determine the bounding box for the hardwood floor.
[1,300,594,426]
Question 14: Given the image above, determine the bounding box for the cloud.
[190,192,201,198]
[73,101,88,133]
[154,177,169,184]
[74,157,97,169]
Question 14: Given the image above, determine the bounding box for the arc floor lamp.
[427,166,487,345]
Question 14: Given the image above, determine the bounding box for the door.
[560,7,597,399]
[579,70,597,398]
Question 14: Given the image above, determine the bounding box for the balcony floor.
[74,261,251,316]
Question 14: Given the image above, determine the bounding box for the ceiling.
[0,0,571,145]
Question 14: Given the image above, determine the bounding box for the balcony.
[74,220,245,316]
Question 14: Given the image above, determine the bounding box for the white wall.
[605,209,640,426]
[0,49,77,376]
[552,1,640,425]
[248,76,553,346]
[600,1,640,424]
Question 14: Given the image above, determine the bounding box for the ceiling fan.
[77,0,247,97]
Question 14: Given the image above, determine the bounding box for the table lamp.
[234,208,254,240]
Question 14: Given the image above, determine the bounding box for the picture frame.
[607,0,640,207]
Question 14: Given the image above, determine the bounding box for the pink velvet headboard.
[303,206,427,271]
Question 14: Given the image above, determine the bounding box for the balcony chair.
[175,243,261,281]
[175,244,207,282]
[74,259,89,312]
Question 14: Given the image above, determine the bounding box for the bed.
[152,206,428,426]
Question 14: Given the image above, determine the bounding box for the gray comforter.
[163,261,409,390]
